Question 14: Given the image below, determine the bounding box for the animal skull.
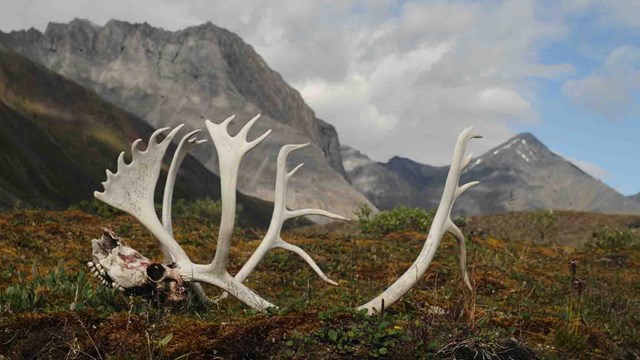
[87,227,186,301]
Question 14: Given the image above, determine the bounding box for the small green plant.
[1,265,120,313]
[172,197,242,225]
[295,309,411,357]
[69,198,123,218]
[586,227,640,251]
[530,210,558,242]
[355,204,434,237]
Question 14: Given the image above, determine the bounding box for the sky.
[1,0,639,195]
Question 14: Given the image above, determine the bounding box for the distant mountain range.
[342,132,640,215]
[1,18,638,218]
[0,44,274,225]
[0,18,372,219]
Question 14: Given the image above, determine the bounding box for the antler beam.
[204,114,271,274]
[357,127,481,315]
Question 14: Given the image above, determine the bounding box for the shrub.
[585,227,640,251]
[69,198,123,218]
[529,210,558,242]
[70,197,241,225]
[355,204,434,237]
[172,197,244,225]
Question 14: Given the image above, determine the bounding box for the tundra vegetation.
[1,118,640,358]
[2,207,640,359]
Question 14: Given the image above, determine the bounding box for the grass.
[1,208,639,359]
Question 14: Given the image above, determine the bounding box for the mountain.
[630,193,640,203]
[0,19,371,218]
[0,44,274,225]
[343,132,640,215]
[340,146,417,210]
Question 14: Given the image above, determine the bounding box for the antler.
[358,127,481,314]
[92,113,480,315]
[162,129,207,237]
[161,129,209,303]
[94,120,276,311]
[94,125,191,264]
[222,143,346,299]
[203,114,272,273]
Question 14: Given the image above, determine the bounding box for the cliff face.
[0,45,276,225]
[0,19,369,217]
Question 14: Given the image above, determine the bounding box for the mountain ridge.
[0,18,371,218]
[343,132,640,215]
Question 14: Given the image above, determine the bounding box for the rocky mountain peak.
[466,132,553,173]
[343,132,640,216]
[1,19,368,218]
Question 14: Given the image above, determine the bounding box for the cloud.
[565,156,611,181]
[0,0,633,167]
[563,45,640,117]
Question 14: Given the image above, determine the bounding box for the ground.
[1,209,639,359]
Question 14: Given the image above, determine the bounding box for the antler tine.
[237,114,262,140]
[219,114,236,131]
[455,181,479,199]
[148,126,173,146]
[358,126,480,314]
[130,139,143,158]
[284,144,309,179]
[286,208,348,221]
[447,219,472,290]
[288,163,305,177]
[275,237,338,285]
[162,128,206,237]
[228,143,343,289]
[247,129,273,151]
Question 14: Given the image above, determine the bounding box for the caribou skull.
[89,114,480,314]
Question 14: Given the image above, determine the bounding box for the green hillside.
[0,46,273,225]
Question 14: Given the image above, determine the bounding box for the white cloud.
[1,0,633,167]
[563,45,640,117]
[565,156,611,181]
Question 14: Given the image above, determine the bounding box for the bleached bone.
[87,228,186,301]
[160,129,210,303]
[218,144,346,300]
[357,127,481,315]
[204,114,272,274]
[94,125,191,264]
[94,119,276,311]
[162,129,207,237]
[91,113,479,314]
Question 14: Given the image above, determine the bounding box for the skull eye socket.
[147,263,166,282]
